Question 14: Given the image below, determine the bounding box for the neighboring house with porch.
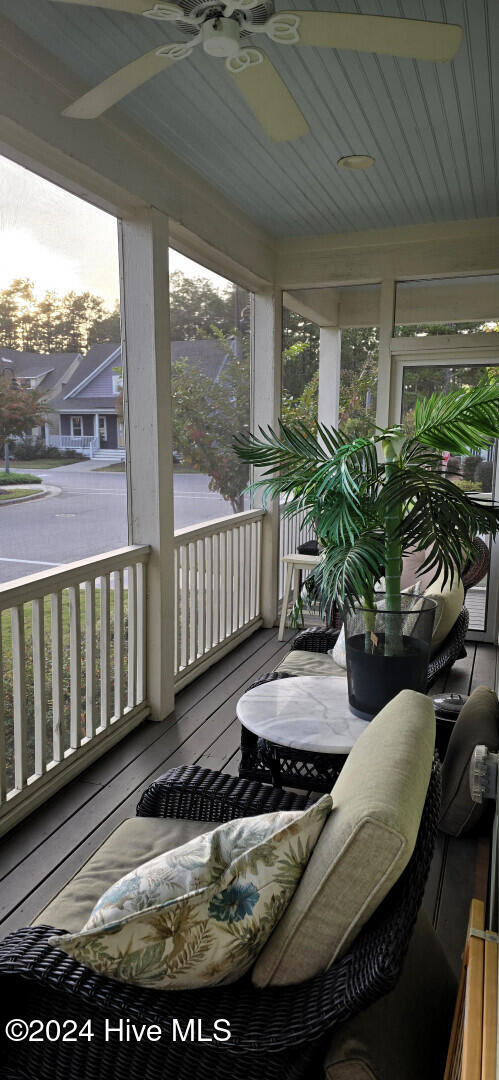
[47,337,234,459]
[47,342,124,459]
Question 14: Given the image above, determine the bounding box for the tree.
[171,330,250,512]
[0,373,46,471]
[0,279,117,354]
[169,272,243,340]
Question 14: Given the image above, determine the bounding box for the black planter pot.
[344,596,436,721]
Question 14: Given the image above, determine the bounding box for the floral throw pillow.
[50,795,332,990]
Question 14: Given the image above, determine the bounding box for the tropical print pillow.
[50,795,332,990]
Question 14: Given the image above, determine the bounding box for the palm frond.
[382,464,499,586]
[412,378,499,454]
[313,531,385,612]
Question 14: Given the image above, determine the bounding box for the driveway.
[0,460,244,584]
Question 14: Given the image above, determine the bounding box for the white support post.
[119,208,175,721]
[376,278,396,430]
[318,326,341,429]
[251,289,282,628]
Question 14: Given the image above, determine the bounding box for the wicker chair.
[0,761,440,1080]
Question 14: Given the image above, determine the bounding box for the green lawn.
[0,488,40,502]
[0,457,81,470]
[93,462,126,473]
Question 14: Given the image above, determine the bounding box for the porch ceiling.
[1,0,498,239]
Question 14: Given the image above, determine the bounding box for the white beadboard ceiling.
[0,0,497,237]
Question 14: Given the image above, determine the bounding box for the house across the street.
[3,338,232,461]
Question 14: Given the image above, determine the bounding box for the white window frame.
[99,415,108,442]
[70,415,83,437]
[390,334,499,644]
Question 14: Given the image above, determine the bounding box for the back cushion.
[401,548,436,593]
[423,571,464,653]
[440,685,499,836]
[252,689,435,987]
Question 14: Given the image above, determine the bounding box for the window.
[169,250,251,529]
[112,372,122,395]
[0,152,124,589]
[282,305,319,432]
[99,415,107,441]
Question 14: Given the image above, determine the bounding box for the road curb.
[0,484,61,507]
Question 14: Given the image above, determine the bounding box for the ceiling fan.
[51,0,462,142]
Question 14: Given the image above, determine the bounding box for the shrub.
[477,459,494,492]
[462,455,481,481]
[446,455,462,477]
[13,438,80,461]
[0,471,41,484]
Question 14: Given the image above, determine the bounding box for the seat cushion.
[276,650,347,678]
[49,797,332,990]
[33,817,215,933]
[423,571,464,654]
[252,689,435,987]
[323,910,457,1080]
[440,685,499,836]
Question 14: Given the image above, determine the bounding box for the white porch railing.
[46,434,99,457]
[174,509,264,690]
[0,545,150,837]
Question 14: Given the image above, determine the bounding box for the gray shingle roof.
[0,348,80,390]
[4,339,230,415]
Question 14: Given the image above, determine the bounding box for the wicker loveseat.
[293,534,489,688]
[0,759,440,1080]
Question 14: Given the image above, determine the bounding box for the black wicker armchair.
[0,761,440,1080]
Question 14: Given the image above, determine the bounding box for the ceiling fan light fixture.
[202,17,241,57]
[338,154,375,170]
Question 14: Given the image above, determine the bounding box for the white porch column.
[119,207,175,721]
[376,278,396,430]
[251,289,282,627]
[318,326,341,428]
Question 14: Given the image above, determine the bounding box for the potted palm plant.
[234,380,499,719]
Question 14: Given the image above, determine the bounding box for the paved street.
[0,459,243,584]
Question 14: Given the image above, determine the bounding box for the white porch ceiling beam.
[276,219,499,290]
[283,288,339,327]
[0,13,274,292]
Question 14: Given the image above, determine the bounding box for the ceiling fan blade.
[63,44,192,118]
[51,0,180,13]
[286,11,462,63]
[226,49,308,142]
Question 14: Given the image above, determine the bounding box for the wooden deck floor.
[0,627,497,966]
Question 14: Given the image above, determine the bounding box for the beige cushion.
[423,571,464,654]
[50,797,331,990]
[400,548,436,593]
[32,817,215,933]
[276,650,347,678]
[323,910,457,1080]
[252,689,435,987]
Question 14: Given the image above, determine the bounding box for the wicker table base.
[238,671,350,793]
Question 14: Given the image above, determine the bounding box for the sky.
[0,154,229,310]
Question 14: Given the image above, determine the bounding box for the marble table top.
[236,676,370,754]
